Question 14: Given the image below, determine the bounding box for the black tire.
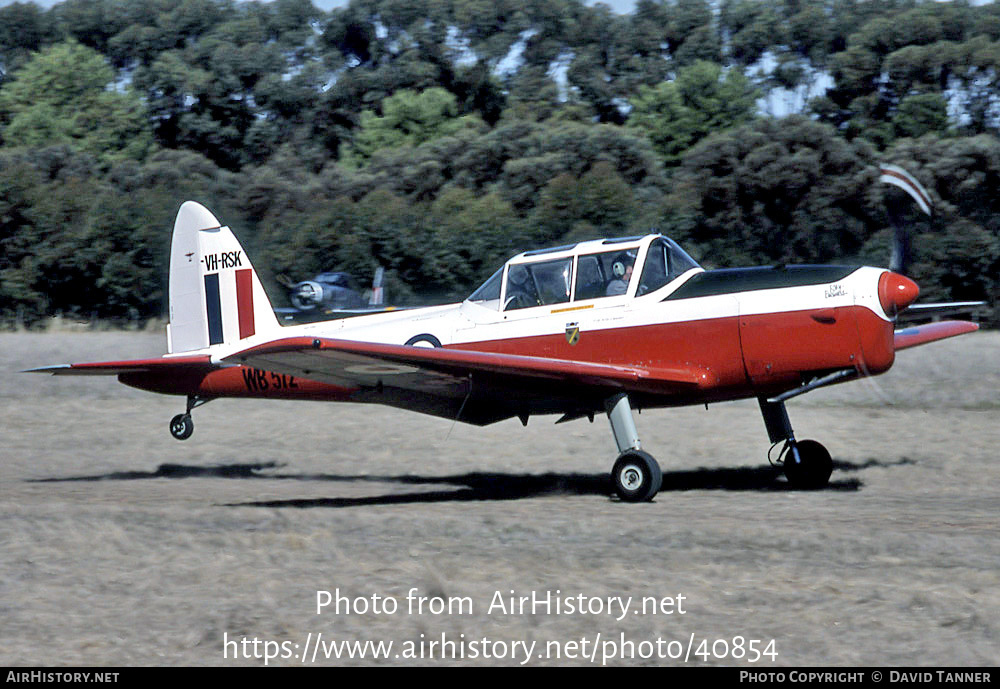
[612,450,662,502]
[169,413,194,441]
[783,439,833,489]
[404,333,442,348]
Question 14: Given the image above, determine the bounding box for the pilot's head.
[612,252,635,279]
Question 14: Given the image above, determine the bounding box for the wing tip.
[22,365,72,374]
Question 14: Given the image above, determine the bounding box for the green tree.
[346,88,487,164]
[666,0,717,64]
[663,116,877,267]
[51,0,131,54]
[788,4,833,61]
[0,154,47,322]
[893,92,949,139]
[531,162,640,244]
[627,60,759,165]
[721,1,784,65]
[0,40,152,163]
[0,2,52,72]
[427,187,525,291]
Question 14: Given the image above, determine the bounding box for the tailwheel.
[612,450,662,502]
[782,439,832,489]
[169,413,194,441]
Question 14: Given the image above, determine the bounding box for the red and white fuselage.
[30,200,980,498]
[143,221,933,413]
[36,202,975,426]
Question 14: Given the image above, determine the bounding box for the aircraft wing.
[894,320,980,351]
[225,337,713,424]
[227,337,712,390]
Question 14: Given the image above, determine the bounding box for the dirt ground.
[1,329,998,666]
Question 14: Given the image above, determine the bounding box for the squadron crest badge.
[565,322,580,345]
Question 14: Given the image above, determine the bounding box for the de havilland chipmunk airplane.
[29,167,982,502]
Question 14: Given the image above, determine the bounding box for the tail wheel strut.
[169,395,211,441]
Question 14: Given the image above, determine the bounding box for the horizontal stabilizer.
[894,320,979,351]
[24,355,214,376]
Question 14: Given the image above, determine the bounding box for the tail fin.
[167,201,280,354]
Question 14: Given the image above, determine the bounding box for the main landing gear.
[606,393,662,502]
[759,398,833,489]
[169,395,211,441]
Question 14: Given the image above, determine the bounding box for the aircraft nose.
[878,271,919,317]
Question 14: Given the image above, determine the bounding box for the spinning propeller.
[877,164,984,321]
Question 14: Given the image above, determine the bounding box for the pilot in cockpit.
[606,251,636,296]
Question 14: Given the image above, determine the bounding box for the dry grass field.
[1,329,998,666]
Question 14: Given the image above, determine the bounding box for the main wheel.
[169,413,194,441]
[783,439,832,489]
[612,450,662,502]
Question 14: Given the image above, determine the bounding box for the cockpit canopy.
[467,235,701,311]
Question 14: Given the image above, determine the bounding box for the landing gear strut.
[169,395,210,441]
[759,398,832,489]
[606,393,661,502]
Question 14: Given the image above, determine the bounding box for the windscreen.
[504,257,573,310]
[467,267,503,309]
[637,238,700,295]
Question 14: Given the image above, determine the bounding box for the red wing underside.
[226,336,711,391]
[893,320,980,351]
[224,336,712,424]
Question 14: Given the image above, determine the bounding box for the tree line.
[0,0,996,326]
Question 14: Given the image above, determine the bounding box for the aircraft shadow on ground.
[23,457,920,507]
